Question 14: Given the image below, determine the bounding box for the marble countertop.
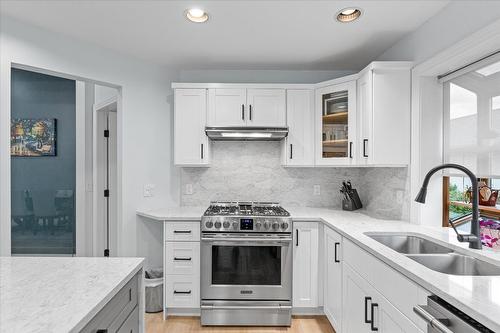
[136,206,205,221]
[0,256,144,333]
[137,205,500,331]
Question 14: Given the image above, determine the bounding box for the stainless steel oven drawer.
[201,301,292,326]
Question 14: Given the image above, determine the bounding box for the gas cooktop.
[201,201,292,233]
[203,201,290,217]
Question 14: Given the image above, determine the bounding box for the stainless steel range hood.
[205,127,288,141]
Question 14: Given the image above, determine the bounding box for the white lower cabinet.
[293,222,319,308]
[165,274,200,308]
[323,227,342,332]
[164,221,200,310]
[343,264,422,333]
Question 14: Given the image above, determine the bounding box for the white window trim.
[410,18,500,225]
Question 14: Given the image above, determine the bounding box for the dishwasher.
[414,295,494,333]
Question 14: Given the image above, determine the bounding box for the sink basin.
[365,233,500,276]
[366,234,453,254]
[407,253,500,276]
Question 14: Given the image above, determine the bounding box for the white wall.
[179,69,356,83]
[378,1,500,64]
[0,16,179,265]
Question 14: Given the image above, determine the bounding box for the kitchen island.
[0,256,144,333]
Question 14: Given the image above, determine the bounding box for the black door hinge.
[104,189,110,197]
[104,129,109,138]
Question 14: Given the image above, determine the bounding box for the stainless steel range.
[200,201,292,326]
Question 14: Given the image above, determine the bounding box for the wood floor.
[145,314,336,333]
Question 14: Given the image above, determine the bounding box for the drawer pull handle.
[129,288,132,301]
[96,330,108,333]
[174,290,192,295]
[370,302,379,331]
[364,296,372,323]
[173,230,192,234]
[174,257,192,261]
[334,242,340,263]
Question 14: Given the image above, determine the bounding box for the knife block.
[342,189,363,211]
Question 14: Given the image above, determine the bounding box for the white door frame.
[0,62,122,256]
[93,96,118,257]
[410,18,500,225]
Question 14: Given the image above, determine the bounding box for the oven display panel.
[240,218,254,230]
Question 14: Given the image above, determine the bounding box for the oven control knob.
[214,221,222,229]
[263,221,271,230]
[272,222,279,230]
[255,221,262,230]
[205,220,213,228]
[223,221,230,229]
[232,221,239,229]
[280,222,289,230]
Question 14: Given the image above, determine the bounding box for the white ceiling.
[0,0,450,70]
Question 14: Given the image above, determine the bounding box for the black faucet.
[415,163,482,250]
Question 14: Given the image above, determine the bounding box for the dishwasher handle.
[414,305,453,333]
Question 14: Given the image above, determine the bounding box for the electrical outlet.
[143,184,155,197]
[313,185,321,196]
[396,190,404,205]
[186,184,194,195]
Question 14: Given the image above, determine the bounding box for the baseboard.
[292,306,324,316]
[165,308,201,316]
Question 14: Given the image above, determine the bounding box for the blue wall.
[11,68,76,254]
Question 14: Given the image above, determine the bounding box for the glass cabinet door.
[316,81,356,165]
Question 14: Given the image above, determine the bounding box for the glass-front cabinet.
[315,81,356,165]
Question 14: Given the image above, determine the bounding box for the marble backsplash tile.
[180,141,410,220]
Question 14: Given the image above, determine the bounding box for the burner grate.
[203,201,290,216]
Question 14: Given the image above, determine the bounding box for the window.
[443,57,500,227]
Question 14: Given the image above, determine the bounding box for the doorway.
[94,96,118,257]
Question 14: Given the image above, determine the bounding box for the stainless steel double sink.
[365,233,500,276]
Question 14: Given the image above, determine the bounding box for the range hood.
[205,127,288,141]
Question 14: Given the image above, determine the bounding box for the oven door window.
[212,245,281,285]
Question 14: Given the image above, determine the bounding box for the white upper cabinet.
[357,63,411,165]
[246,89,286,127]
[174,89,210,166]
[207,88,247,127]
[283,89,314,167]
[207,88,286,127]
[315,81,357,166]
[293,222,319,308]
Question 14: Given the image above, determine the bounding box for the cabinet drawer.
[81,273,139,332]
[344,239,429,331]
[116,306,139,333]
[164,222,200,241]
[165,241,200,275]
[165,275,200,308]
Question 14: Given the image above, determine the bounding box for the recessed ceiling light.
[336,7,362,23]
[185,8,209,23]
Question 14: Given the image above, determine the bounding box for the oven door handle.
[201,237,292,244]
[201,305,292,310]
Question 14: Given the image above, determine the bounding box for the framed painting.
[10,119,57,157]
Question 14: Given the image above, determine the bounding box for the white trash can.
[145,268,163,313]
